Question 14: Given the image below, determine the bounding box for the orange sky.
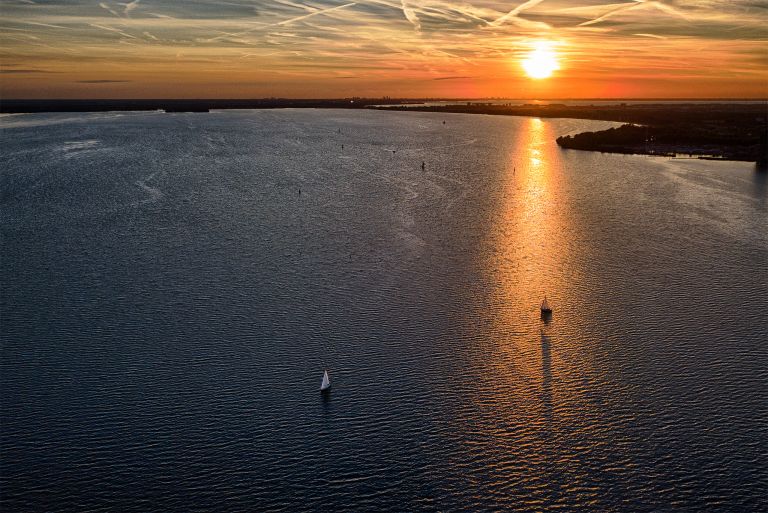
[1,0,766,99]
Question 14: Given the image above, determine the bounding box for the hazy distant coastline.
[0,98,397,113]
[2,98,765,114]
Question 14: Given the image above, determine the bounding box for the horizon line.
[3,97,767,102]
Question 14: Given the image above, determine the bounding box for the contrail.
[99,2,122,18]
[206,2,357,41]
[275,2,357,26]
[580,0,688,27]
[90,23,137,39]
[23,21,70,29]
[579,2,641,26]
[123,0,141,16]
[490,0,546,27]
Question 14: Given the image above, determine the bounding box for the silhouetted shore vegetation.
[556,122,765,164]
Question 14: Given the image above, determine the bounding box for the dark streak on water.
[1,110,767,512]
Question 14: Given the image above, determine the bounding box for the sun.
[522,42,560,79]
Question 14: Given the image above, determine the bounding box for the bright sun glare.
[522,43,559,79]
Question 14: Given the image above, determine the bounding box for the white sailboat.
[320,370,331,391]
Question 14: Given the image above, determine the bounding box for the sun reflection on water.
[450,117,615,498]
[499,116,567,324]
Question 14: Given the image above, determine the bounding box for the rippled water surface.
[2,110,766,512]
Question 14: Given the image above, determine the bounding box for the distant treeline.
[556,122,766,163]
[373,102,767,126]
[0,98,409,113]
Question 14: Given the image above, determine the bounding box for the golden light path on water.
[446,116,628,506]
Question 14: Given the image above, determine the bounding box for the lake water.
[1,109,766,512]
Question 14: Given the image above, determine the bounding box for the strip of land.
[0,98,393,113]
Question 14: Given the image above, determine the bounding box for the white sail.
[320,370,331,391]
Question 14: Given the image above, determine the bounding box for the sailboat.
[320,370,331,392]
[541,296,552,315]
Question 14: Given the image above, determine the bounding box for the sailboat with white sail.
[320,369,331,392]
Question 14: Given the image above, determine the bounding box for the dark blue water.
[2,110,766,512]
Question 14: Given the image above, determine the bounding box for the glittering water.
[1,110,766,512]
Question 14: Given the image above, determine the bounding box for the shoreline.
[375,103,767,167]
[2,100,765,167]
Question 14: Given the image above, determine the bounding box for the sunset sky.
[1,0,766,99]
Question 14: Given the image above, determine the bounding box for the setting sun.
[522,42,560,79]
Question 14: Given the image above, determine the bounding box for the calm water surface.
[1,110,766,512]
